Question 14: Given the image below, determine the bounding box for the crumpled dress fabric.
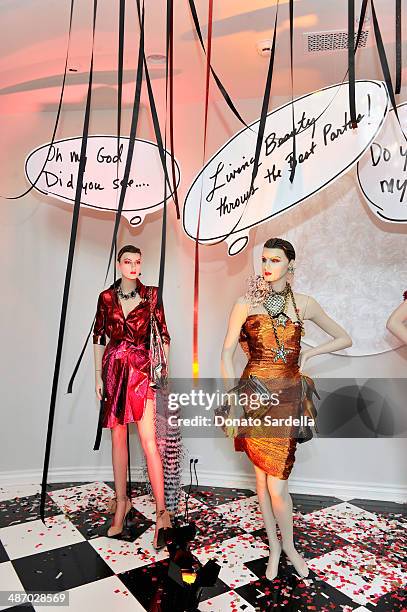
[93,277,182,513]
[235,314,302,480]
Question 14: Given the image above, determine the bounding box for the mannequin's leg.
[266,476,308,577]
[110,423,129,529]
[253,465,281,580]
[136,398,168,523]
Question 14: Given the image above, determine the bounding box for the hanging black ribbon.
[187,0,253,132]
[395,0,402,94]
[348,0,357,128]
[191,0,280,253]
[288,0,297,183]
[166,0,180,219]
[370,0,407,142]
[69,0,176,389]
[249,3,279,195]
[4,0,75,200]
[135,0,176,304]
[67,2,145,394]
[40,0,98,524]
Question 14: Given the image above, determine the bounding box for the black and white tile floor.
[0,481,406,611]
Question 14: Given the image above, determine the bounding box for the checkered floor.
[0,481,406,611]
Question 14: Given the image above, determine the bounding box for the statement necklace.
[117,282,138,300]
[263,282,304,363]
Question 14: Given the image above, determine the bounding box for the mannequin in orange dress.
[221,238,352,580]
[386,290,407,344]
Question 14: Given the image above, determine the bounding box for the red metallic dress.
[93,277,170,428]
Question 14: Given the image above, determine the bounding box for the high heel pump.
[153,509,172,550]
[103,495,137,539]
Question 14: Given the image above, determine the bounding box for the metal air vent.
[303,29,369,53]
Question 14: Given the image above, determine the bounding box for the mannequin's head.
[117,245,142,281]
[261,238,295,283]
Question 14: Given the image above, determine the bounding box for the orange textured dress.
[235,313,302,480]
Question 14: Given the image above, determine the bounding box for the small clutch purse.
[297,374,320,444]
[148,287,168,389]
[214,374,276,438]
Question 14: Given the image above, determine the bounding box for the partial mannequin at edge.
[93,244,172,549]
[221,237,352,580]
[386,290,407,345]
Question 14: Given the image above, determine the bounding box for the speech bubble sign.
[183,80,388,255]
[25,135,181,226]
[357,102,407,223]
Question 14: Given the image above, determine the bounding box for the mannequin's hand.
[95,373,103,401]
[298,349,312,372]
[225,395,240,439]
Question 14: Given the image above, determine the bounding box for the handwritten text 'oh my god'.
[43,144,148,195]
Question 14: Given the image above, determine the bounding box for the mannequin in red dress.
[386,291,407,345]
[93,245,171,547]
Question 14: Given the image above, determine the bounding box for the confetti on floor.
[0,481,405,611]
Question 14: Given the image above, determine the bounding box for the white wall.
[1,99,406,502]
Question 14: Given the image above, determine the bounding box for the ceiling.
[0,0,405,114]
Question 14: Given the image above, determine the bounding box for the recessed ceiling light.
[147,53,166,64]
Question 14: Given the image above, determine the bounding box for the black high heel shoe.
[103,495,137,539]
[153,509,172,550]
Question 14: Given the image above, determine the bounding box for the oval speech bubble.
[183,80,388,255]
[357,101,407,223]
[25,135,181,226]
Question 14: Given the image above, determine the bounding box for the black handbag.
[215,374,320,443]
[297,374,320,444]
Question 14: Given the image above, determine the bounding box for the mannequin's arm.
[221,298,249,380]
[93,344,106,400]
[386,300,407,345]
[301,296,352,364]
[93,293,107,400]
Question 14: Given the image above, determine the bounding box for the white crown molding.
[0,466,406,503]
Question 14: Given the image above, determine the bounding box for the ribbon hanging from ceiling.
[4,0,75,200]
[187,0,253,132]
[40,0,99,524]
[288,0,297,183]
[166,0,180,221]
[68,0,180,391]
[395,0,402,95]
[348,0,357,128]
[369,0,406,141]
[67,1,146,394]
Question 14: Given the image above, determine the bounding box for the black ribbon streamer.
[167,0,180,219]
[191,0,280,253]
[395,0,402,95]
[370,0,407,142]
[68,0,177,391]
[187,0,253,132]
[288,0,297,183]
[40,0,98,524]
[348,0,357,128]
[248,3,279,196]
[4,0,75,200]
[67,2,146,394]
[135,0,175,304]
